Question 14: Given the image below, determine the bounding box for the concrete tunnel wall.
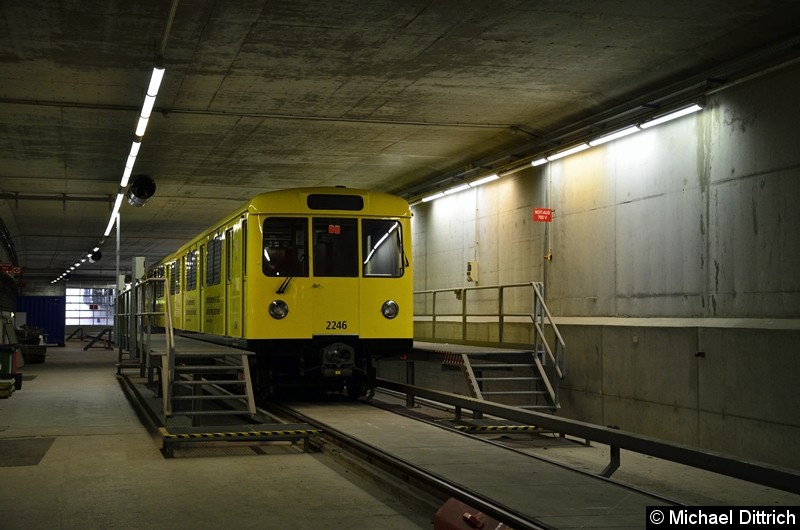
[378,61,800,470]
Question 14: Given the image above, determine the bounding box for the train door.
[310,218,360,338]
[168,260,182,329]
[198,243,205,333]
[226,225,245,337]
[183,249,199,331]
[204,233,225,335]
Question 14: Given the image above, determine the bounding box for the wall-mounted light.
[639,103,704,129]
[588,126,640,147]
[546,143,590,162]
[422,192,445,202]
[444,184,471,195]
[469,173,500,187]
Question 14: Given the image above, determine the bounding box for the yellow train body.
[151,187,412,396]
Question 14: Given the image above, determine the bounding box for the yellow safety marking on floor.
[453,425,541,432]
[161,429,321,440]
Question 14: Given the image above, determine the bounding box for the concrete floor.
[3,342,797,530]
[0,343,430,530]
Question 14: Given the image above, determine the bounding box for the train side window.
[262,217,308,277]
[242,220,247,278]
[362,220,404,277]
[207,235,222,286]
[225,227,233,283]
[185,250,197,291]
[154,266,165,298]
[312,218,358,277]
[169,261,180,294]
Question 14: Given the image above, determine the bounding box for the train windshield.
[312,218,359,277]
[262,218,309,277]
[362,220,404,277]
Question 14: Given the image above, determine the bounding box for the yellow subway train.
[150,187,413,398]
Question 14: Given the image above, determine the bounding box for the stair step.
[171,410,253,417]
[174,379,243,386]
[174,366,243,373]
[472,363,535,369]
[475,376,541,382]
[172,394,249,401]
[482,390,547,396]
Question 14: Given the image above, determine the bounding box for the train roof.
[154,187,410,266]
[246,187,411,218]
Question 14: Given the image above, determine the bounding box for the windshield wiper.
[276,276,293,294]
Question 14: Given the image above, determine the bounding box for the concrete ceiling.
[2,0,800,283]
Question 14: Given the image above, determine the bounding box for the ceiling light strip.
[54,65,165,282]
[415,102,705,206]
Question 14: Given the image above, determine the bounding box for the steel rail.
[378,379,800,496]
[268,403,554,530]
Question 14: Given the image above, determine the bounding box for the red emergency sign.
[533,208,553,222]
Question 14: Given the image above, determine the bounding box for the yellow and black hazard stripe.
[453,424,541,432]
[159,427,321,440]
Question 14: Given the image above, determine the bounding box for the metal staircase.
[158,338,256,419]
[116,276,256,420]
[414,282,565,411]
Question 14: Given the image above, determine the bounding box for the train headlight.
[381,300,399,319]
[269,300,289,319]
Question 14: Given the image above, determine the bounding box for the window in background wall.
[65,287,115,326]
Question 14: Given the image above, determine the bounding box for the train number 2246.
[326,320,348,330]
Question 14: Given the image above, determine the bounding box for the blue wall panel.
[16,296,66,346]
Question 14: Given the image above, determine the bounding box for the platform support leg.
[601,445,620,478]
[405,361,416,408]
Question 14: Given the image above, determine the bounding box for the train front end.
[245,188,413,397]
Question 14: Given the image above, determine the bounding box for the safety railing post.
[461,289,468,341]
[431,291,437,340]
[498,286,505,342]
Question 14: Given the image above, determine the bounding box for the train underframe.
[247,337,413,400]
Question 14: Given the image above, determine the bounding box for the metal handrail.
[379,378,800,495]
[414,281,565,376]
[414,282,567,407]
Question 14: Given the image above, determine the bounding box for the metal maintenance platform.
[118,333,319,457]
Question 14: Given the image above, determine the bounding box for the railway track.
[267,399,554,530]
[121,371,800,528]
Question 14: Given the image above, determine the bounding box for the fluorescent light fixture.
[639,103,703,129]
[121,165,133,188]
[531,158,548,167]
[147,66,165,96]
[103,193,125,236]
[422,192,445,202]
[140,94,157,119]
[469,173,500,187]
[135,116,149,137]
[589,126,641,146]
[129,140,141,158]
[134,66,165,137]
[546,143,590,161]
[444,183,471,195]
[112,192,124,215]
[103,214,117,237]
